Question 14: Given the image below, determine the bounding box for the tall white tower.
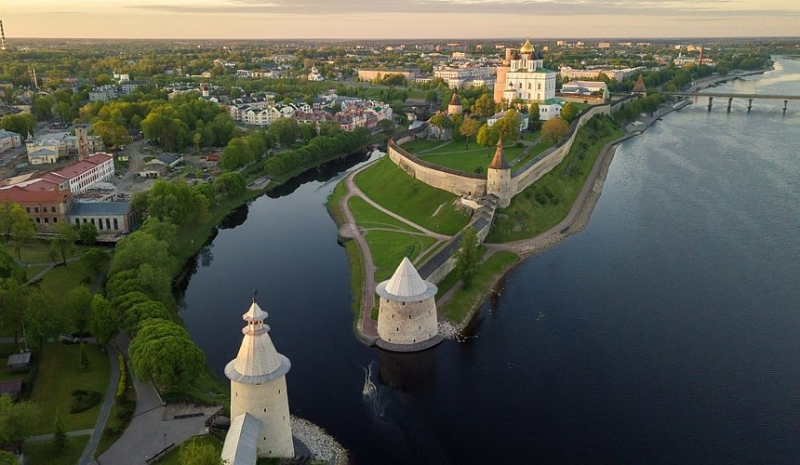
[376,257,442,352]
[223,296,295,460]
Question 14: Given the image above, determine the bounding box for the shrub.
[70,389,102,413]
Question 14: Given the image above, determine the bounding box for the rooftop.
[376,257,438,302]
[69,201,131,216]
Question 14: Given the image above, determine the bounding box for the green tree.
[90,294,119,345]
[529,103,541,131]
[146,180,196,225]
[81,248,108,275]
[268,117,300,146]
[214,172,246,197]
[92,120,131,149]
[53,409,67,451]
[32,96,55,121]
[128,320,205,388]
[56,101,75,122]
[179,440,223,465]
[428,113,452,140]
[476,124,500,155]
[0,450,17,464]
[459,117,481,150]
[377,119,394,134]
[109,231,173,276]
[561,102,579,123]
[494,110,521,142]
[452,227,481,288]
[0,279,28,344]
[50,222,79,266]
[471,94,496,118]
[193,132,202,154]
[24,290,64,350]
[0,113,35,139]
[64,286,93,339]
[78,222,98,244]
[0,395,39,444]
[0,247,24,283]
[318,120,341,137]
[542,117,569,144]
[10,212,35,260]
[123,300,171,336]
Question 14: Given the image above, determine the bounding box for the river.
[179,57,800,464]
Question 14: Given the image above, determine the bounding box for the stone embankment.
[291,416,348,465]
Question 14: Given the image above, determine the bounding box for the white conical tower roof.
[376,257,438,302]
[225,296,291,385]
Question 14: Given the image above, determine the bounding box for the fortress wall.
[388,140,487,197]
[511,104,610,195]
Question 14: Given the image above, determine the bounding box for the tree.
[268,117,299,146]
[78,222,98,244]
[123,300,171,336]
[128,320,205,388]
[0,113,35,140]
[377,119,394,134]
[146,180,196,226]
[0,451,17,465]
[24,290,64,350]
[214,172,246,197]
[452,227,481,288]
[494,110,521,142]
[32,96,54,121]
[0,279,28,344]
[81,248,108,275]
[64,286,93,339]
[542,117,570,145]
[56,101,75,122]
[92,121,131,149]
[50,222,79,266]
[179,440,223,465]
[428,113,452,140]
[459,117,481,150]
[561,102,579,123]
[193,132,202,154]
[0,247,24,283]
[0,395,39,444]
[109,231,173,276]
[529,104,541,131]
[10,212,35,260]
[53,409,67,451]
[471,94,496,118]
[476,124,500,155]
[318,120,341,137]
[90,295,119,345]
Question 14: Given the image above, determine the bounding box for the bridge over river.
[663,91,800,113]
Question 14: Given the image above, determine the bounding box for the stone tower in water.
[376,257,442,352]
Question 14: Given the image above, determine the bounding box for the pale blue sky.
[4,0,799,39]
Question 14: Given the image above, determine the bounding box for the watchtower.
[486,137,512,208]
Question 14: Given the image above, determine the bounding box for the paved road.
[79,345,119,465]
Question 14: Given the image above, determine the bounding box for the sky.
[3,0,800,40]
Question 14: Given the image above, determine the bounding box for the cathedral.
[494,39,563,120]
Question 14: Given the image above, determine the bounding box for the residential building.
[560,80,608,95]
[121,81,145,95]
[25,131,104,164]
[89,85,119,102]
[560,66,646,82]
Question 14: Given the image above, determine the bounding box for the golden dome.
[520,38,534,54]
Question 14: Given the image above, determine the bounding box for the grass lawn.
[2,241,106,266]
[348,197,417,232]
[25,264,50,282]
[434,245,487,300]
[510,139,555,170]
[354,157,470,235]
[438,251,520,325]
[399,139,449,154]
[154,434,223,464]
[486,116,624,243]
[23,434,90,465]
[35,261,95,298]
[29,342,111,435]
[403,139,528,174]
[364,230,437,281]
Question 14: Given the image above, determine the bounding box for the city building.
[357,69,415,82]
[560,66,646,82]
[89,85,119,102]
[25,131,104,164]
[0,181,71,230]
[0,129,22,153]
[560,80,608,95]
[375,257,442,352]
[495,39,563,120]
[43,152,115,194]
[223,296,295,461]
[68,201,135,234]
[447,89,463,115]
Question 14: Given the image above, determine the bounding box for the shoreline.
[447,66,774,333]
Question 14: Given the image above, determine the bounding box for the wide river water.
[180,57,800,464]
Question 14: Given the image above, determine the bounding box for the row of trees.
[263,127,370,176]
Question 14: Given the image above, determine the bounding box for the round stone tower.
[448,89,463,115]
[376,257,442,352]
[225,297,294,458]
[486,137,512,208]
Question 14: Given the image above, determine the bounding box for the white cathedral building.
[500,39,564,120]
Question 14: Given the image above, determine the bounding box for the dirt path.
[338,160,453,342]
